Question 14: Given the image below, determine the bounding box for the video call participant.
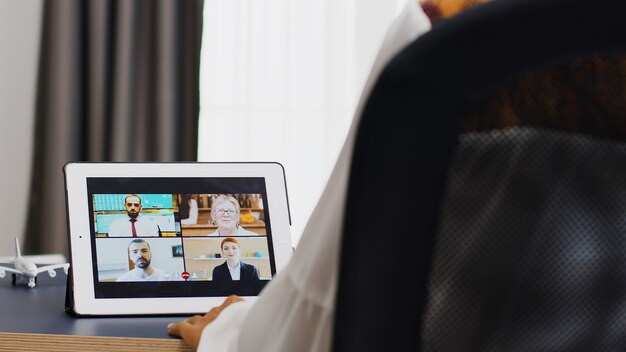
[212,237,260,283]
[117,239,169,281]
[179,194,198,225]
[208,195,257,236]
[108,194,160,237]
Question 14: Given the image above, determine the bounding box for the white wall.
[0,0,43,255]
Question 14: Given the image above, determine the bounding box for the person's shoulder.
[213,262,228,274]
[109,217,127,227]
[241,261,257,272]
[137,214,160,231]
[151,268,169,280]
[212,262,228,281]
[241,262,260,281]
[107,219,125,236]
[116,270,135,281]
[237,226,257,235]
[153,267,166,274]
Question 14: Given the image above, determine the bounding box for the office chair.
[333,0,626,350]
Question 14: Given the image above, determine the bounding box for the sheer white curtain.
[199,0,408,244]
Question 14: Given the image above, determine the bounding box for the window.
[199,0,406,244]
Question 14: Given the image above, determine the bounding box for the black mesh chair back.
[333,0,626,350]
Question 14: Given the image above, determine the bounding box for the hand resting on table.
[168,295,244,349]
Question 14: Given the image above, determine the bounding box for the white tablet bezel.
[64,162,292,316]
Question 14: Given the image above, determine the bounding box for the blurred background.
[0,0,408,256]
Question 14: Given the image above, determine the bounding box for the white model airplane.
[0,238,70,288]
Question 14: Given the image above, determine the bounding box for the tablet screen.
[87,177,276,298]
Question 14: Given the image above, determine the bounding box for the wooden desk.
[0,274,193,351]
[0,332,192,351]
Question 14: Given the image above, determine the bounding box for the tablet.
[64,162,292,316]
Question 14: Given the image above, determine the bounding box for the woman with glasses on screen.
[208,195,258,236]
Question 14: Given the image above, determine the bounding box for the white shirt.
[197,3,431,351]
[108,214,160,237]
[116,267,169,282]
[207,226,258,237]
[228,262,241,281]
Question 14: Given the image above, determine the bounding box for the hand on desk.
[168,295,244,349]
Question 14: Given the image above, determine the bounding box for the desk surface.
[0,274,192,341]
[0,332,193,352]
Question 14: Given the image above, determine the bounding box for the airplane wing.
[22,254,67,265]
[36,263,70,277]
[0,265,23,278]
[0,254,66,265]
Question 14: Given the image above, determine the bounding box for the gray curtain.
[25,0,203,255]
